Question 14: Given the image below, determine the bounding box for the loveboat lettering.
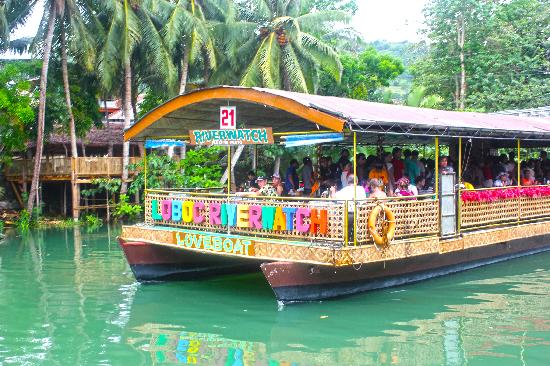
[151,199,328,234]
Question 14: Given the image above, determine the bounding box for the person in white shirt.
[330,174,367,205]
[330,174,365,243]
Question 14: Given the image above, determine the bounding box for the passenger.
[543,170,550,185]
[271,173,285,195]
[392,147,405,180]
[337,149,351,174]
[330,174,366,242]
[368,179,387,199]
[244,170,258,190]
[356,153,368,184]
[521,168,535,186]
[319,156,334,192]
[256,176,278,197]
[368,158,389,188]
[340,162,352,189]
[439,156,455,174]
[414,176,433,195]
[284,159,299,194]
[403,149,413,180]
[493,172,510,187]
[395,177,415,197]
[383,152,395,195]
[301,157,314,195]
[330,174,367,202]
[482,158,494,188]
[406,150,422,185]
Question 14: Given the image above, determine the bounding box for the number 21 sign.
[220,106,236,130]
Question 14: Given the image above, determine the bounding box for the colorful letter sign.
[152,199,329,236]
[189,128,274,146]
[220,106,236,129]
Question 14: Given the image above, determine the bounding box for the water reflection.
[0,227,549,365]
[124,251,550,365]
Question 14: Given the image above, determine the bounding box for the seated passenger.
[521,168,535,186]
[244,170,258,190]
[271,173,284,196]
[493,172,510,187]
[368,159,389,188]
[395,177,415,197]
[238,176,279,197]
[330,174,367,203]
[368,179,387,199]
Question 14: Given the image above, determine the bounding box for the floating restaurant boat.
[119,86,550,303]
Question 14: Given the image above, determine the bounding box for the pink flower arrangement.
[461,186,550,202]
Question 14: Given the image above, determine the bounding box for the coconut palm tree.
[27,0,61,213]
[236,0,348,92]
[162,0,218,94]
[58,0,98,219]
[98,0,176,194]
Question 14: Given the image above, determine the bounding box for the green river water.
[0,227,549,365]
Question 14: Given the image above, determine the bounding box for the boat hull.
[261,234,550,303]
[118,238,261,281]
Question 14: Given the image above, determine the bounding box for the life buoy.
[367,204,396,247]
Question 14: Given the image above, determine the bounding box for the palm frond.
[299,32,341,82]
[258,32,280,88]
[296,10,350,34]
[240,36,267,87]
[281,44,308,92]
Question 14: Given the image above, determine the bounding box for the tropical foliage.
[1,0,549,218]
[318,47,404,100]
[236,0,349,92]
[412,0,550,111]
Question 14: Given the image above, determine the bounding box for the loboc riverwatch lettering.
[189,128,274,146]
[173,232,255,256]
[152,199,329,235]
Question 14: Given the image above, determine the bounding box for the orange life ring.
[367,204,396,247]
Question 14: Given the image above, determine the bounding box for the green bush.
[83,214,103,229]
[113,194,142,221]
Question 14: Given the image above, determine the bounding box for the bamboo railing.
[4,157,141,179]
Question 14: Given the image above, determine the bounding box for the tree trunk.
[179,47,190,95]
[27,3,57,213]
[457,14,466,111]
[104,98,113,156]
[220,145,245,185]
[61,25,80,220]
[120,60,132,194]
[273,156,281,176]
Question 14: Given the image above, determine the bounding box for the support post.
[435,137,439,195]
[143,143,147,192]
[353,131,357,246]
[227,145,231,198]
[517,139,521,187]
[457,137,462,235]
[517,138,521,224]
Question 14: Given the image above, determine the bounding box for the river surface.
[0,227,549,365]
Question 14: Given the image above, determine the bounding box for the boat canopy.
[125,86,550,143]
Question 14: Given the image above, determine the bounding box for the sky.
[6,0,427,58]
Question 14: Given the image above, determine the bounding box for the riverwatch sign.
[189,128,274,146]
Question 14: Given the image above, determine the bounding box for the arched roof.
[124,86,345,141]
[125,86,550,142]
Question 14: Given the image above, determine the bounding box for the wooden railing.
[460,186,550,230]
[144,190,440,246]
[4,157,141,179]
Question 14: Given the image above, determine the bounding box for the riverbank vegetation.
[0,0,548,223]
